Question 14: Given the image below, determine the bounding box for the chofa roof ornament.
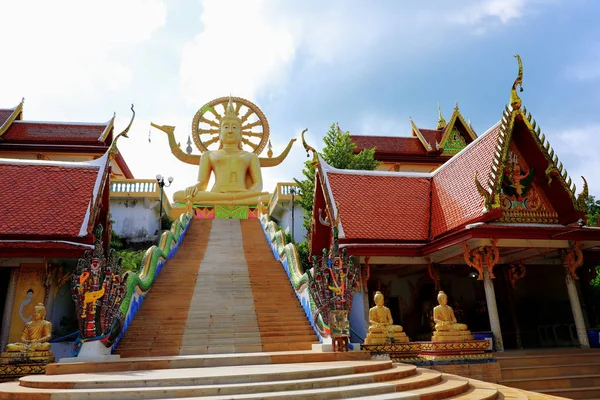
[510,54,523,111]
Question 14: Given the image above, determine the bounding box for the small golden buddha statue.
[5,303,52,352]
[173,98,269,206]
[432,291,473,342]
[364,291,408,345]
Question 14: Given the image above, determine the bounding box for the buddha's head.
[437,291,448,306]
[219,98,243,149]
[33,304,46,321]
[374,291,384,306]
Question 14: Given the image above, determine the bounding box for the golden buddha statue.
[364,291,408,345]
[172,98,269,206]
[5,303,52,352]
[432,291,473,342]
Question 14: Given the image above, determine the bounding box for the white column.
[483,267,504,352]
[0,268,19,350]
[564,267,590,348]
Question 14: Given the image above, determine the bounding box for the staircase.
[0,219,567,399]
[0,351,521,399]
[497,347,600,399]
[115,219,318,358]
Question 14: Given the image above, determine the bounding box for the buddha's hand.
[184,185,199,198]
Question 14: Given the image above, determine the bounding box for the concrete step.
[502,374,600,391]
[46,350,372,375]
[501,363,600,379]
[496,352,600,368]
[401,376,472,400]
[538,386,600,399]
[22,361,399,390]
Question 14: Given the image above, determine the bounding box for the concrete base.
[59,341,120,364]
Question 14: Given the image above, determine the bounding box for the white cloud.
[0,0,166,106]
[180,0,299,106]
[549,125,600,198]
[447,0,544,32]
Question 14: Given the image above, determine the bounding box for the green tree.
[293,122,380,251]
[585,195,600,227]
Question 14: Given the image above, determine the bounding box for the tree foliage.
[586,195,600,227]
[294,123,380,238]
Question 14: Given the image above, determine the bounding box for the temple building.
[0,100,150,353]
[310,89,600,351]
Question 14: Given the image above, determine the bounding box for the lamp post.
[156,174,173,231]
[290,187,296,243]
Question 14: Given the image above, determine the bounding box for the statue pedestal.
[419,340,490,362]
[59,341,120,363]
[179,204,260,220]
[432,330,474,342]
[0,351,54,382]
[362,343,421,361]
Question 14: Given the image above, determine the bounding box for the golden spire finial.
[454,101,459,111]
[436,102,447,130]
[511,54,524,110]
[223,96,238,121]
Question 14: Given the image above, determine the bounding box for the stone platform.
[0,350,559,399]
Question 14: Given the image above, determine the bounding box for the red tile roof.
[430,124,500,238]
[0,161,103,237]
[1,121,109,145]
[325,172,431,241]
[320,123,502,243]
[0,241,92,250]
[351,135,428,156]
[0,110,13,127]
[419,128,443,150]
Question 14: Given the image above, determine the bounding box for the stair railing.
[259,214,330,343]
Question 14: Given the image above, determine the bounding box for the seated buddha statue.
[5,303,52,353]
[432,291,473,342]
[364,291,408,345]
[173,98,269,206]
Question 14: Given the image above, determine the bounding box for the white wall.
[277,203,306,242]
[110,198,160,239]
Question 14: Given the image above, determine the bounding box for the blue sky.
[1,0,598,199]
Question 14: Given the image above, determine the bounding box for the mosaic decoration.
[193,206,216,219]
[0,363,46,382]
[306,225,361,331]
[361,343,421,358]
[420,339,489,356]
[497,151,559,223]
[442,127,467,155]
[71,225,126,353]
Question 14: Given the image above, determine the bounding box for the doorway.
[0,268,12,336]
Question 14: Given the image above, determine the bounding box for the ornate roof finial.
[301,128,317,167]
[436,102,447,130]
[454,101,459,111]
[267,139,273,158]
[511,54,524,110]
[109,104,135,155]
